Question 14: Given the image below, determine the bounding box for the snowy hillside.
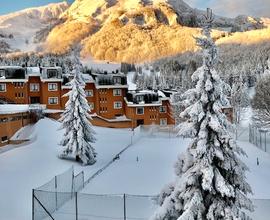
[0,2,69,52]
[0,0,269,63]
[44,0,269,63]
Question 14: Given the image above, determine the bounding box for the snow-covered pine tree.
[252,72,270,129]
[152,9,253,220]
[59,51,96,165]
[231,73,250,124]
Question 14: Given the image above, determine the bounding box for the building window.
[48,83,58,91]
[47,69,58,78]
[113,89,121,96]
[136,107,144,115]
[48,97,58,105]
[150,115,157,120]
[0,83,6,92]
[0,70,5,77]
[16,92,24,98]
[114,101,122,109]
[100,107,108,113]
[160,118,167,126]
[0,117,8,123]
[136,95,144,103]
[30,83,39,92]
[14,82,24,88]
[1,136,8,143]
[160,106,167,113]
[89,102,94,111]
[99,89,107,94]
[85,90,94,97]
[113,77,121,84]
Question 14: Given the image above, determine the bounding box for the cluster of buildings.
[0,65,177,146]
[0,65,234,147]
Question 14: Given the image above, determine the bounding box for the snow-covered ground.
[1,118,270,220]
[82,136,270,200]
[127,71,137,90]
[0,118,133,220]
[81,58,121,72]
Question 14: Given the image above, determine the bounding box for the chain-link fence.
[33,189,270,220]
[32,126,270,220]
[249,125,270,154]
[34,193,158,220]
[33,167,84,220]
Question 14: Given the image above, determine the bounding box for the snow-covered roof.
[27,67,40,76]
[95,114,131,122]
[0,66,23,69]
[43,109,64,114]
[130,90,158,96]
[0,104,29,114]
[158,91,166,98]
[124,97,162,107]
[82,74,95,83]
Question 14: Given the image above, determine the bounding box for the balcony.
[93,72,128,89]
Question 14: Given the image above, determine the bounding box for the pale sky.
[0,0,73,15]
[0,0,269,18]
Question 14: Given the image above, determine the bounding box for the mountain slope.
[44,0,269,63]
[0,2,69,52]
[0,0,269,63]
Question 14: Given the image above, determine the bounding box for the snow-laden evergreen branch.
[59,51,96,165]
[152,9,253,220]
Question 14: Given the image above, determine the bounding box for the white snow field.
[0,118,133,220]
[1,118,270,220]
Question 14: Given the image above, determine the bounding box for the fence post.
[123,194,127,220]
[75,192,78,220]
[265,132,267,152]
[260,131,262,149]
[32,189,34,220]
[55,176,58,210]
[249,124,251,143]
[71,168,75,199]
[82,171,85,188]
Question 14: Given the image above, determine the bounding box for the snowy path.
[82,137,188,195]
[0,118,133,220]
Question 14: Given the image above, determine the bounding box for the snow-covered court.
[0,118,133,220]
[1,118,270,220]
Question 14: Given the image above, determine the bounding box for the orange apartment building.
[0,66,176,130]
[0,65,234,146]
[0,105,34,147]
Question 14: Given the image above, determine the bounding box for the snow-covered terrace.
[125,90,169,107]
[0,104,30,114]
[0,104,48,115]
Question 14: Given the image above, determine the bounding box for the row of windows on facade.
[14,82,24,88]
[0,114,30,123]
[0,83,58,92]
[0,83,121,97]
[148,106,167,113]
[15,92,24,98]
[99,102,167,114]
